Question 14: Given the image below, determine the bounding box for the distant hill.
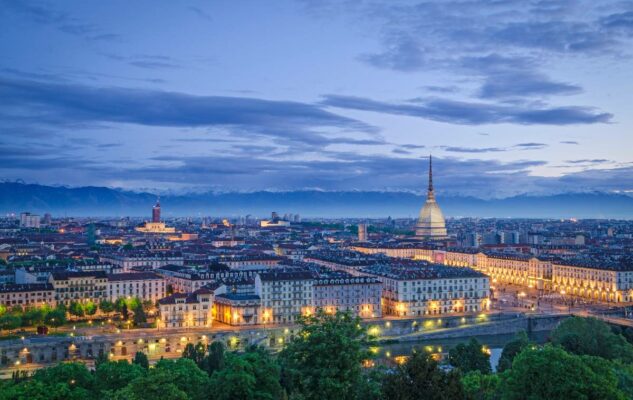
[0,182,632,219]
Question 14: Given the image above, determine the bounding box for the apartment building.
[0,283,55,308]
[157,287,213,328]
[107,272,166,303]
[361,263,490,316]
[49,271,108,305]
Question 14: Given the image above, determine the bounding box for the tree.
[182,342,206,367]
[99,300,115,314]
[68,302,84,318]
[121,303,129,321]
[110,371,188,400]
[499,345,626,400]
[497,331,530,372]
[279,310,371,400]
[83,301,97,316]
[31,362,95,399]
[382,351,465,400]
[0,313,21,331]
[209,347,283,400]
[133,351,149,369]
[95,360,144,393]
[204,341,225,375]
[448,338,492,375]
[153,358,210,400]
[132,304,147,325]
[94,353,109,368]
[44,307,66,328]
[551,317,633,362]
[462,371,500,400]
[21,307,45,326]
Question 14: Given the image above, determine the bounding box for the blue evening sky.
[1,0,632,197]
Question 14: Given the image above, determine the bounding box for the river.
[371,330,550,371]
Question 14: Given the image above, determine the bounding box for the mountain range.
[1,182,632,219]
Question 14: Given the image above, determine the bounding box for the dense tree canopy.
[382,351,464,400]
[2,315,633,400]
[499,345,628,400]
[497,331,531,373]
[279,310,371,400]
[448,338,492,375]
[551,317,633,363]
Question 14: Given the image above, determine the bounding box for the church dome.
[415,156,448,239]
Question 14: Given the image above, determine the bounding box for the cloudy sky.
[1,0,632,198]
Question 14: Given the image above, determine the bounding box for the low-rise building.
[313,274,382,318]
[361,262,490,316]
[107,272,166,303]
[157,288,213,328]
[255,269,315,324]
[49,271,108,305]
[0,283,55,308]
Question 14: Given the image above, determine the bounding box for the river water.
[372,330,550,371]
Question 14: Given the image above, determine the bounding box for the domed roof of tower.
[416,155,447,239]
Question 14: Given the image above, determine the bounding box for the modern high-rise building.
[358,223,368,242]
[152,199,161,223]
[20,212,40,228]
[415,156,448,240]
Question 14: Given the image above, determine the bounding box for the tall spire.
[427,155,435,200]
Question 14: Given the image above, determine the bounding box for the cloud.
[0,78,376,147]
[188,6,213,22]
[422,85,459,94]
[321,94,612,125]
[601,11,633,31]
[560,140,579,145]
[565,159,610,164]
[443,146,506,153]
[514,142,548,150]
[1,0,120,42]
[478,72,582,99]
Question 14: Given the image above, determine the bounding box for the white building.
[107,272,166,303]
[20,212,40,229]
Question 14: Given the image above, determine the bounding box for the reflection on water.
[371,331,550,371]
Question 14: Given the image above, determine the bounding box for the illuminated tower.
[152,198,161,223]
[415,155,448,240]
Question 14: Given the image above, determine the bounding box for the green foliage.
[551,317,633,362]
[44,307,67,327]
[68,302,85,317]
[182,342,206,367]
[462,371,500,400]
[209,347,284,400]
[132,351,149,369]
[153,358,210,400]
[499,345,627,400]
[121,303,129,321]
[279,310,371,400]
[99,300,115,314]
[83,301,97,316]
[109,370,188,400]
[381,351,465,400]
[20,306,45,326]
[132,303,147,325]
[204,341,226,375]
[95,360,144,393]
[0,313,21,331]
[496,331,530,372]
[448,338,492,375]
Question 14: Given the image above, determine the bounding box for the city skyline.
[1,1,633,198]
